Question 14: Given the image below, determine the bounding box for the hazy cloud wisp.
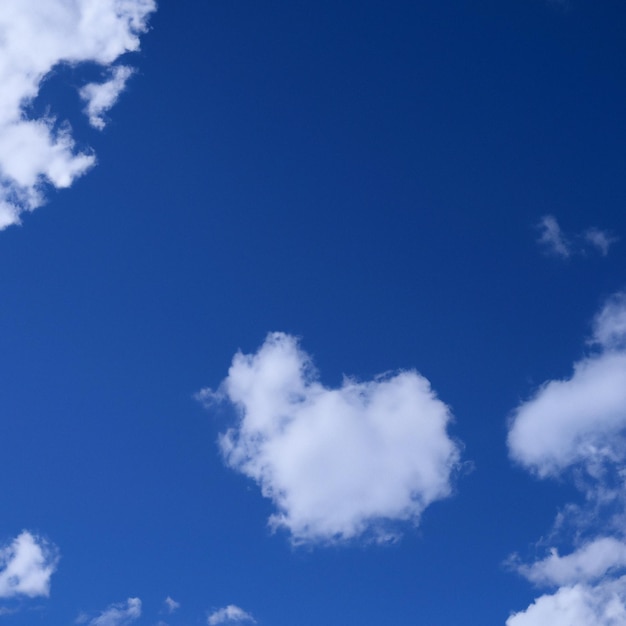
[516,537,626,587]
[88,597,142,626]
[208,605,256,625]
[536,215,616,259]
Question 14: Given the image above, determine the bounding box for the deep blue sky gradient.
[2,1,626,624]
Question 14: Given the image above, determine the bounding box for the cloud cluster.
[537,215,617,259]
[208,605,256,625]
[0,531,58,599]
[507,293,626,625]
[0,0,156,229]
[199,332,461,544]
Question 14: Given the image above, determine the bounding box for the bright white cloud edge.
[198,332,461,545]
[0,0,156,229]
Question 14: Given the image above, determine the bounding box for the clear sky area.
[2,1,626,625]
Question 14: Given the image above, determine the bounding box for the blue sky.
[1,0,626,624]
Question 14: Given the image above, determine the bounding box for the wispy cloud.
[0,531,58,599]
[584,228,616,256]
[80,66,135,131]
[164,596,180,613]
[536,215,617,259]
[507,293,626,624]
[537,215,572,258]
[208,605,255,625]
[198,332,461,545]
[0,0,156,229]
[87,598,141,626]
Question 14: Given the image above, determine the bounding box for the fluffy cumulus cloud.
[507,578,626,626]
[508,292,626,478]
[517,538,626,588]
[0,0,156,229]
[536,215,617,259]
[507,293,626,624]
[198,332,461,544]
[0,531,58,599]
[87,598,141,626]
[208,605,256,625]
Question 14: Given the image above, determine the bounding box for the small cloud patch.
[0,531,58,599]
[536,215,617,259]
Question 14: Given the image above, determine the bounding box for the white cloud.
[507,351,626,476]
[506,577,626,626]
[199,332,461,544]
[508,293,626,478]
[592,293,626,350]
[208,605,255,625]
[0,0,155,228]
[164,596,180,613]
[585,228,618,257]
[507,293,626,624]
[0,531,58,599]
[517,538,626,587]
[88,598,141,626]
[80,65,135,130]
[537,215,571,258]
[536,215,616,259]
